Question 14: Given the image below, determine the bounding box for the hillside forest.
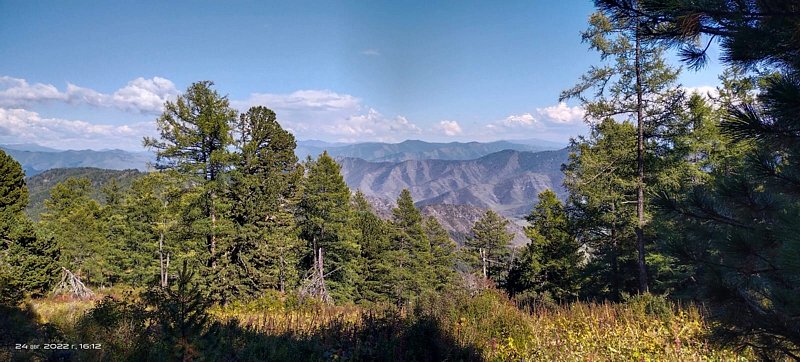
[2,1,799,360]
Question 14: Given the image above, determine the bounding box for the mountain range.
[3,139,565,177]
[295,139,564,162]
[0,144,153,176]
[340,148,568,218]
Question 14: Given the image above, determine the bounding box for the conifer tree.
[466,210,513,285]
[388,190,436,303]
[122,172,186,287]
[0,150,57,296]
[507,190,582,302]
[561,8,685,292]
[144,81,237,270]
[298,152,360,302]
[40,177,109,285]
[423,216,457,290]
[218,106,304,301]
[600,0,800,355]
[563,119,638,299]
[352,191,392,303]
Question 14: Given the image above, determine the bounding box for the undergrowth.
[4,288,753,361]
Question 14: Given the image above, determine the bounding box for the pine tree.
[40,177,109,286]
[562,119,638,299]
[507,190,582,303]
[352,191,392,303]
[387,189,434,304]
[466,210,513,285]
[0,150,57,297]
[423,216,457,291]
[122,172,187,287]
[600,0,800,356]
[561,8,686,292]
[218,106,304,302]
[298,152,360,302]
[144,81,237,270]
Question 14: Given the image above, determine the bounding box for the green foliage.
[25,167,142,221]
[0,150,58,297]
[216,106,304,303]
[351,191,392,303]
[600,0,800,357]
[145,81,237,272]
[465,210,513,284]
[298,152,360,302]
[40,177,113,285]
[386,189,436,304]
[507,189,582,303]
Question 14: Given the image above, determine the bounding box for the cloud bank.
[0,76,177,113]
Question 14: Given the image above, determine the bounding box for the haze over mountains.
[11,139,568,246]
[296,139,564,162]
[0,144,153,176]
[341,148,568,217]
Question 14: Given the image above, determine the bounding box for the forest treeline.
[1,0,799,359]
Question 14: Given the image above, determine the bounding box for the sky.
[0,0,725,151]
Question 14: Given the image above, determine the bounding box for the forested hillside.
[1,1,798,360]
[25,168,142,220]
[340,148,567,217]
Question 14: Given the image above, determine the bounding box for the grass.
[12,289,752,361]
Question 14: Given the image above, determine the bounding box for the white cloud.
[360,49,380,56]
[480,103,588,142]
[234,90,421,142]
[434,120,463,136]
[536,102,584,124]
[0,76,66,105]
[0,76,177,114]
[0,108,155,150]
[683,85,718,98]
[487,113,539,130]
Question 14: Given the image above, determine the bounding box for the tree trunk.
[634,18,648,293]
[480,248,487,279]
[159,230,166,287]
[610,202,620,300]
[209,190,217,269]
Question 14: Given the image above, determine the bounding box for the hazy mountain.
[296,139,564,162]
[340,148,569,218]
[25,167,143,220]
[361,195,529,247]
[1,145,153,176]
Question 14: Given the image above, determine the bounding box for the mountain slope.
[340,148,568,218]
[1,146,153,176]
[296,139,564,162]
[25,167,143,220]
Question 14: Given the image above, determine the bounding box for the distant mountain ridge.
[340,148,569,218]
[296,139,564,162]
[3,139,564,176]
[24,167,143,220]
[1,146,153,176]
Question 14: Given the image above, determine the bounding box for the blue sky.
[0,0,724,150]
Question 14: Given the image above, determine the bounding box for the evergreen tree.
[466,210,513,285]
[122,172,186,287]
[218,106,304,302]
[387,189,434,304]
[298,152,360,302]
[0,150,57,296]
[40,177,110,286]
[601,0,800,356]
[144,81,237,270]
[507,190,582,303]
[423,216,457,291]
[352,191,392,303]
[562,119,638,299]
[561,8,686,291]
